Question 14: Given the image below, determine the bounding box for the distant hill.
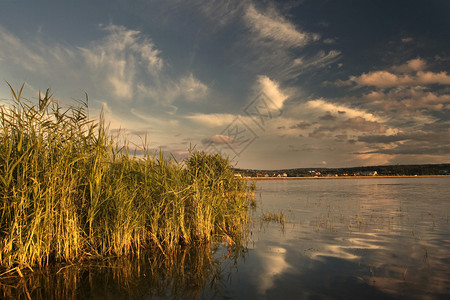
[235,164,450,177]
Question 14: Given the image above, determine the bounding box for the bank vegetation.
[0,84,253,276]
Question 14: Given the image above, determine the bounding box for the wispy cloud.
[0,23,209,115]
[0,26,47,71]
[130,109,179,128]
[0,22,216,157]
[358,130,450,145]
[238,3,339,81]
[178,73,209,102]
[195,0,247,27]
[307,99,382,122]
[201,134,235,145]
[79,24,163,101]
[185,113,237,127]
[80,24,209,105]
[281,50,341,80]
[244,4,319,48]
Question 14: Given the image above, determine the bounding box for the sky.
[1,0,449,169]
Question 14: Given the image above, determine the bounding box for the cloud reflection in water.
[310,234,385,261]
[253,246,293,296]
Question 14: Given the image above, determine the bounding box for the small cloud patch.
[201,134,235,145]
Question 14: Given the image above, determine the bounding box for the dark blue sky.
[1,0,449,168]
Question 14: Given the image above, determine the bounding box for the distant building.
[308,170,321,176]
[359,171,378,176]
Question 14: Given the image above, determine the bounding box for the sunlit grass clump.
[0,84,251,273]
[262,211,285,228]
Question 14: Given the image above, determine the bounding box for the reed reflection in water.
[0,242,247,300]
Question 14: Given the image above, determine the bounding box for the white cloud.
[345,58,450,88]
[244,4,319,48]
[323,38,336,44]
[79,24,163,101]
[185,113,237,127]
[391,58,427,73]
[324,56,450,164]
[92,101,143,133]
[178,73,209,102]
[254,75,289,110]
[350,71,414,88]
[416,71,450,85]
[363,90,385,101]
[201,134,235,145]
[406,58,427,71]
[136,72,209,106]
[338,58,450,132]
[349,70,450,88]
[401,37,414,43]
[370,89,450,112]
[307,99,381,122]
[108,75,132,100]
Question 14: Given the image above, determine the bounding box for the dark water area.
[2,178,450,299]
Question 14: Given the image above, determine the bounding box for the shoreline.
[244,175,450,180]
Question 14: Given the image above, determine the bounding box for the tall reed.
[0,84,251,273]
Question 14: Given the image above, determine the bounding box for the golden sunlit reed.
[0,84,253,276]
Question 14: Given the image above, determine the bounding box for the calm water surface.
[3,178,450,299]
[227,178,450,300]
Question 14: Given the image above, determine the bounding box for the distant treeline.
[236,164,450,177]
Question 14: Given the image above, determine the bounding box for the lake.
[3,177,450,299]
[227,177,450,299]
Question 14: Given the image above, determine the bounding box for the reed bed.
[0,84,251,274]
